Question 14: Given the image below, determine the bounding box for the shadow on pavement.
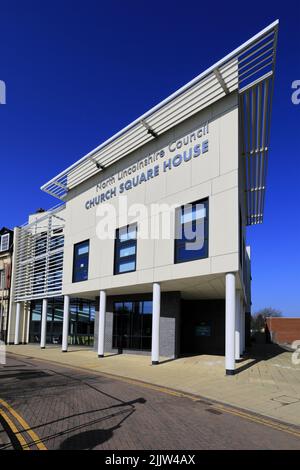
[60,427,116,450]
[235,337,288,374]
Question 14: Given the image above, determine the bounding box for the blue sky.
[0,1,299,316]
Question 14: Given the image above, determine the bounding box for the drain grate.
[205,408,222,415]
[195,399,213,406]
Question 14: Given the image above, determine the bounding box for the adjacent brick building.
[265,318,300,347]
[0,227,13,342]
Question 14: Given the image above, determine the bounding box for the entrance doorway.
[112,300,152,352]
[180,299,225,355]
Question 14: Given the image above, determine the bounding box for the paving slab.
[6,343,300,427]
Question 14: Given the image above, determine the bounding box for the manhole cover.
[271,395,300,405]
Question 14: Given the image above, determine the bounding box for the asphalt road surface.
[0,353,300,450]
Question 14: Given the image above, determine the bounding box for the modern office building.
[0,227,13,342]
[8,21,278,375]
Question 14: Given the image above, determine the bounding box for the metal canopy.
[41,21,278,225]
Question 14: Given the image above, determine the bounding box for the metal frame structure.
[239,69,277,225]
[41,21,278,226]
[13,206,65,302]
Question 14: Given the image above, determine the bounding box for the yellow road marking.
[0,409,30,450]
[0,398,47,450]
[7,351,300,442]
[214,404,300,439]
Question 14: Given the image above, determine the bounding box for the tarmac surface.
[1,353,300,450]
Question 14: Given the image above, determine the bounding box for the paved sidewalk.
[6,343,300,427]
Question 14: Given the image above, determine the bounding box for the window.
[29,297,95,345]
[112,300,152,350]
[175,199,208,263]
[114,224,137,274]
[72,240,89,282]
[0,233,10,252]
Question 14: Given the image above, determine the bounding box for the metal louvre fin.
[41,21,278,202]
[240,75,273,225]
[13,209,65,301]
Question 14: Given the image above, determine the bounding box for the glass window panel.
[177,243,207,261]
[119,245,136,258]
[131,311,142,337]
[112,300,152,351]
[90,305,95,321]
[47,309,53,322]
[73,269,88,282]
[31,301,42,321]
[77,303,90,322]
[119,261,135,273]
[53,307,63,322]
[180,225,205,246]
[114,302,124,312]
[180,205,206,224]
[123,302,133,313]
[175,199,208,264]
[0,233,9,252]
[141,336,151,350]
[77,245,89,255]
[131,336,142,349]
[119,225,137,242]
[73,241,89,282]
[115,224,137,274]
[143,301,152,314]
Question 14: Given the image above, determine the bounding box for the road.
[0,352,300,450]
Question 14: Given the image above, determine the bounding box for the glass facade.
[175,198,209,263]
[112,300,152,351]
[29,297,95,346]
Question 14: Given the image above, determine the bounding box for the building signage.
[195,323,211,337]
[85,122,209,210]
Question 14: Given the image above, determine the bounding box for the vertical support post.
[26,303,31,344]
[62,295,70,352]
[225,273,236,375]
[21,305,27,344]
[98,290,106,358]
[235,291,241,360]
[151,282,161,365]
[14,302,21,345]
[40,298,47,349]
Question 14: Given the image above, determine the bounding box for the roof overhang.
[41,21,279,225]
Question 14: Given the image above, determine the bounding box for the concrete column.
[21,306,27,344]
[97,290,106,358]
[62,295,70,352]
[40,298,47,349]
[225,273,236,375]
[151,282,161,365]
[235,291,241,361]
[14,302,21,345]
[26,305,31,344]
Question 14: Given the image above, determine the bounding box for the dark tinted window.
[114,224,137,274]
[73,240,89,282]
[175,199,208,263]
